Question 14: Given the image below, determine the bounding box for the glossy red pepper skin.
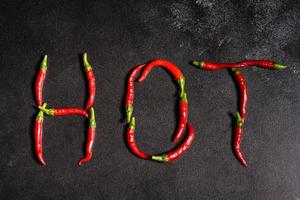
[126,117,149,159]
[192,60,286,70]
[234,112,247,167]
[79,107,96,165]
[83,53,96,111]
[138,59,186,97]
[152,123,195,163]
[172,93,188,143]
[34,103,47,166]
[35,55,47,106]
[232,69,248,120]
[38,106,89,118]
[125,64,145,123]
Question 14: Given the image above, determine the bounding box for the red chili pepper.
[79,107,96,165]
[35,55,47,106]
[125,64,145,123]
[192,60,286,70]
[152,123,195,163]
[138,59,186,97]
[34,103,47,166]
[232,68,248,120]
[38,106,89,118]
[126,117,149,159]
[83,53,96,111]
[172,92,188,143]
[234,112,247,167]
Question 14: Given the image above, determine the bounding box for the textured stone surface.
[0,0,299,199]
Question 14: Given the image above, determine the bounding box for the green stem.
[235,112,244,128]
[89,107,96,128]
[38,106,54,116]
[191,60,204,68]
[181,92,188,103]
[151,155,168,163]
[36,103,47,120]
[273,63,287,70]
[83,52,92,71]
[129,117,135,130]
[126,106,133,124]
[41,55,47,70]
[231,68,240,74]
[177,77,185,98]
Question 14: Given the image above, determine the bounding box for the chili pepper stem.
[41,55,47,70]
[129,117,135,130]
[236,112,244,127]
[181,92,188,102]
[38,106,54,116]
[83,52,92,70]
[151,155,168,163]
[273,63,287,70]
[177,77,185,98]
[231,68,240,74]
[126,106,133,124]
[89,107,96,128]
[191,60,204,68]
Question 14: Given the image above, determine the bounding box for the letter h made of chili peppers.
[34,53,96,166]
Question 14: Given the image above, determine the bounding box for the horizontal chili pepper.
[126,117,149,159]
[125,64,145,123]
[35,55,47,106]
[83,53,96,112]
[138,59,186,97]
[234,112,247,167]
[79,107,96,165]
[192,60,286,70]
[172,92,188,143]
[34,103,47,166]
[152,123,195,163]
[232,68,248,121]
[38,106,89,118]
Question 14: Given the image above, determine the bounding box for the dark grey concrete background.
[0,0,299,199]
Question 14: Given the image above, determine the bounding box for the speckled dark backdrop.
[0,0,299,200]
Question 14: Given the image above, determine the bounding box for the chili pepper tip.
[151,155,168,163]
[191,60,204,68]
[41,55,47,70]
[273,63,287,70]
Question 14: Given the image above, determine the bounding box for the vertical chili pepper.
[83,53,96,111]
[233,112,247,167]
[231,68,248,121]
[79,107,96,165]
[192,60,286,70]
[35,55,47,106]
[172,92,188,143]
[152,123,195,163]
[38,106,89,118]
[137,59,186,97]
[125,64,145,123]
[126,117,149,159]
[34,103,47,166]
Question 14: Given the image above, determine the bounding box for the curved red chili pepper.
[137,59,186,97]
[35,55,47,106]
[172,92,188,143]
[83,53,96,111]
[152,123,195,163]
[232,68,248,121]
[192,60,286,70]
[38,106,89,118]
[125,64,145,123]
[34,103,47,166]
[79,107,96,165]
[126,117,149,159]
[234,112,247,167]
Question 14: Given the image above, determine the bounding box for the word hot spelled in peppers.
[33,53,97,166]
